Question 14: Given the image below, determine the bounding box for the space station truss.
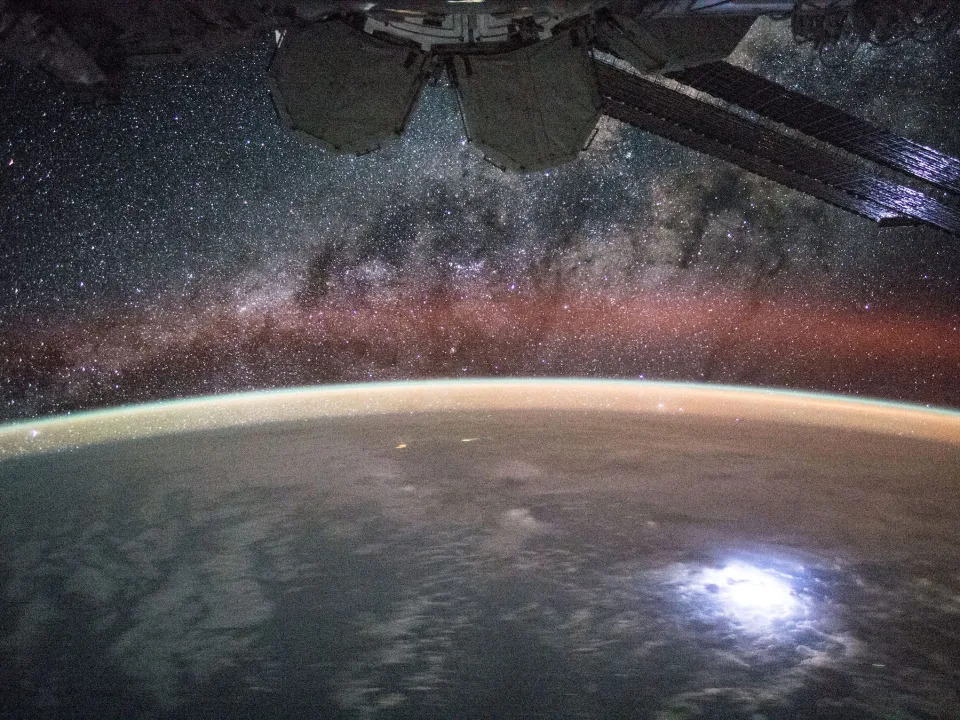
[450,30,601,172]
[268,19,427,154]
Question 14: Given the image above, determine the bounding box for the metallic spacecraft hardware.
[596,12,756,74]
[669,60,960,195]
[0,6,106,88]
[3,0,958,233]
[450,30,601,171]
[268,20,428,154]
[596,61,959,231]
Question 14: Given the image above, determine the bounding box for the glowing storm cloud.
[679,561,805,630]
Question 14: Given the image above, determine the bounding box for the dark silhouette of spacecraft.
[3,0,958,233]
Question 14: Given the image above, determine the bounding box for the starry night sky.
[1,18,958,421]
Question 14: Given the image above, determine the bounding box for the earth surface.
[1,380,959,719]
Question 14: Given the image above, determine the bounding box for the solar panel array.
[594,61,960,234]
[670,61,960,196]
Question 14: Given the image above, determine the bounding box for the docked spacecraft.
[2,0,958,233]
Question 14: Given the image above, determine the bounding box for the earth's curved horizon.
[2,379,960,718]
[2,379,959,460]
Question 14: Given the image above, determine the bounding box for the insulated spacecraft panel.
[268,19,428,154]
[450,30,601,171]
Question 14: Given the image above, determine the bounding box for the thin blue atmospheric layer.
[1,377,958,434]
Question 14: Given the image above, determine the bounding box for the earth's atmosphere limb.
[1,379,959,460]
